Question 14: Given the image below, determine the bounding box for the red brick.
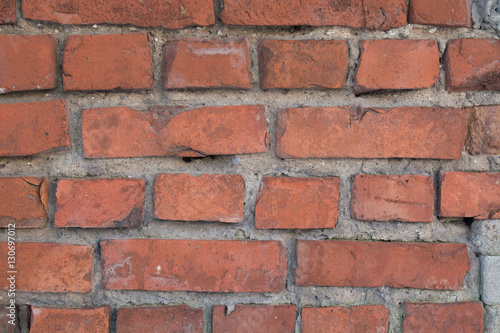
[301,305,390,333]
[255,176,340,229]
[0,34,56,93]
[467,105,500,155]
[0,305,19,333]
[154,174,244,223]
[164,38,251,89]
[354,39,439,94]
[222,0,407,31]
[403,302,484,333]
[0,0,15,23]
[0,242,93,292]
[55,179,145,228]
[212,305,296,333]
[29,306,110,333]
[439,171,500,219]
[276,106,466,159]
[445,39,500,92]
[295,240,470,289]
[0,177,48,228]
[258,39,348,90]
[117,306,204,333]
[101,239,287,292]
[409,0,471,27]
[63,33,153,91]
[22,0,214,28]
[0,100,71,157]
[82,105,268,158]
[350,174,435,223]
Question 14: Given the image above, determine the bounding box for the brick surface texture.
[0,0,499,331]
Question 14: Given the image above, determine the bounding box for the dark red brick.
[258,39,348,90]
[82,105,268,158]
[0,100,71,157]
[0,177,48,228]
[354,39,439,94]
[255,176,340,229]
[164,38,251,89]
[101,239,287,292]
[29,306,110,333]
[0,0,15,23]
[63,33,153,91]
[409,0,471,27]
[467,105,500,155]
[276,106,466,159]
[295,240,470,289]
[0,34,56,93]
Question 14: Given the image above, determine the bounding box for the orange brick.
[213,305,296,332]
[29,306,110,333]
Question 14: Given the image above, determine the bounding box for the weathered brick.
[0,242,93,292]
[403,302,484,332]
[29,306,110,333]
[255,176,340,229]
[154,174,244,223]
[213,305,296,332]
[0,177,48,228]
[22,0,214,28]
[82,105,268,158]
[63,33,153,91]
[0,100,71,157]
[164,38,251,89]
[0,34,56,93]
[301,305,390,333]
[350,174,435,223]
[295,240,470,289]
[439,172,500,219]
[0,305,19,333]
[276,106,466,159]
[409,0,472,27]
[0,0,15,23]
[467,105,500,155]
[445,39,500,92]
[221,0,407,31]
[101,239,287,292]
[117,306,204,333]
[258,39,348,90]
[481,256,500,305]
[55,179,145,228]
[354,39,439,94]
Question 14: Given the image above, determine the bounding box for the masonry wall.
[0,0,499,332]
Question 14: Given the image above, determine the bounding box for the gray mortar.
[0,0,499,332]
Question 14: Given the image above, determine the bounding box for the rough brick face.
[164,38,251,89]
[82,105,268,158]
[409,0,472,27]
[354,39,439,94]
[276,106,466,159]
[350,174,435,223]
[0,100,71,157]
[55,179,145,228]
[22,0,214,28]
[63,33,153,91]
[403,302,484,332]
[101,239,287,292]
[117,306,204,333]
[439,172,500,219]
[467,105,500,155]
[212,305,296,332]
[29,306,110,333]
[445,39,500,92]
[0,242,93,292]
[0,177,48,228]
[154,174,244,223]
[301,305,390,333]
[255,176,340,229]
[0,34,56,94]
[258,39,348,90]
[295,240,470,289]
[222,0,407,31]
[0,0,15,23]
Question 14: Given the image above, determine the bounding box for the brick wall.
[0,0,499,332]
